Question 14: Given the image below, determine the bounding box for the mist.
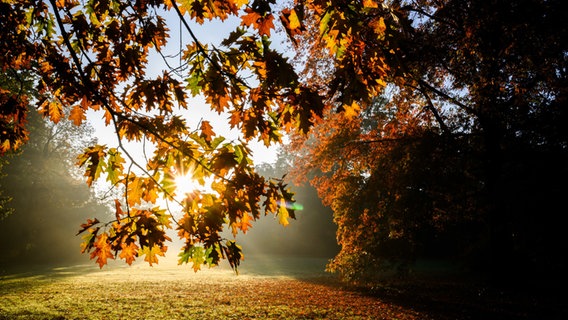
[0,112,111,270]
[234,183,338,260]
[0,113,339,274]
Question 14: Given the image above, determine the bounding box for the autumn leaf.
[212,148,238,174]
[119,242,139,265]
[278,198,290,226]
[179,245,214,272]
[139,244,166,266]
[343,101,361,119]
[106,148,125,184]
[241,9,261,28]
[224,240,243,273]
[362,0,378,8]
[258,14,275,36]
[114,199,124,221]
[239,212,253,233]
[371,17,386,38]
[80,230,97,254]
[69,104,86,126]
[41,100,63,123]
[91,233,115,268]
[230,0,248,7]
[241,8,274,36]
[126,176,144,206]
[200,120,215,142]
[76,218,100,235]
[280,8,303,44]
[77,145,107,187]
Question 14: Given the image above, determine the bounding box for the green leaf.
[186,72,203,96]
[106,148,125,184]
[319,9,332,35]
[179,245,214,272]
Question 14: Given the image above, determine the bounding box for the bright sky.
[87,10,290,165]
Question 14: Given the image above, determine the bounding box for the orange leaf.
[90,233,114,268]
[114,199,124,221]
[343,101,361,119]
[48,101,63,123]
[69,105,86,126]
[239,213,253,234]
[119,242,139,265]
[258,14,275,36]
[363,0,378,8]
[200,120,216,142]
[241,8,261,28]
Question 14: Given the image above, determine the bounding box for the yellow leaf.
[372,17,386,38]
[288,9,301,29]
[231,0,248,7]
[343,101,361,119]
[253,61,267,78]
[363,0,378,8]
[127,176,144,206]
[139,244,166,266]
[278,199,290,226]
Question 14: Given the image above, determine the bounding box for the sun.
[174,174,201,196]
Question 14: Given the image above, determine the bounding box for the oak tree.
[1,0,321,270]
[288,0,567,283]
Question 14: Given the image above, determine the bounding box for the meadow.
[0,256,423,320]
[1,256,565,319]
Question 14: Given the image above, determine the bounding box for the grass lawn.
[1,256,566,319]
[0,256,423,320]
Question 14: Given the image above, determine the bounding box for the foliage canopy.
[2,0,324,271]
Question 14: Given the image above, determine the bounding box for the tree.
[288,0,567,284]
[0,108,106,265]
[1,68,38,220]
[0,0,322,270]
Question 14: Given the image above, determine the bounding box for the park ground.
[1,255,566,319]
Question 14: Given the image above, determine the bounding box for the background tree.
[0,158,13,221]
[288,0,567,285]
[250,152,339,259]
[0,110,107,265]
[1,68,37,220]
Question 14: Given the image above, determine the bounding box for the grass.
[0,256,424,320]
[2,256,567,319]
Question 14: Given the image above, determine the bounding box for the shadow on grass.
[349,271,568,320]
